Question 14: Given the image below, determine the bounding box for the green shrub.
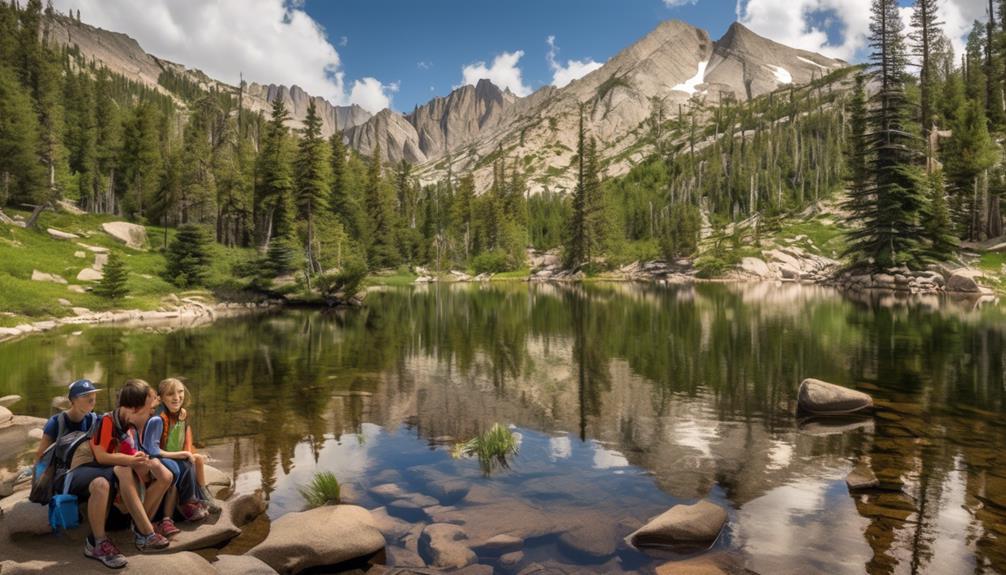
[93,252,129,300]
[299,471,341,508]
[472,250,512,275]
[316,257,368,303]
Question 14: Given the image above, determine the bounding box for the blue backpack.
[29,412,99,531]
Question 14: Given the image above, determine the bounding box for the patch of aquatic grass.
[299,471,341,509]
[452,423,520,476]
[365,270,417,287]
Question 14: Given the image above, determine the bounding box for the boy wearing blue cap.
[36,380,127,569]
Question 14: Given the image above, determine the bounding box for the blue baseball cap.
[68,379,101,400]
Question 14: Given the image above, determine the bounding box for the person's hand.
[129,452,148,467]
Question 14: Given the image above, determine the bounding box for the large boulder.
[0,395,22,408]
[101,221,148,249]
[214,554,279,575]
[76,268,103,282]
[946,269,982,293]
[248,505,385,574]
[0,406,13,428]
[739,257,772,279]
[418,523,477,569]
[626,500,727,550]
[797,378,874,415]
[0,491,51,537]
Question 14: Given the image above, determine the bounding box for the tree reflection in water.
[1,282,1004,573]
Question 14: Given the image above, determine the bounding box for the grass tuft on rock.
[299,471,341,508]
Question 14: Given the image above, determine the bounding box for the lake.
[1,282,1004,574]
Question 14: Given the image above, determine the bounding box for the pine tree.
[294,100,331,274]
[921,170,958,260]
[93,251,129,300]
[364,142,399,268]
[566,104,591,269]
[165,223,212,287]
[909,0,943,162]
[844,0,925,269]
[943,99,997,239]
[0,65,45,206]
[255,98,294,260]
[329,132,359,235]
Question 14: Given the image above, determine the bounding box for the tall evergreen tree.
[0,65,45,206]
[294,100,331,274]
[844,0,926,268]
[93,251,129,300]
[255,98,294,253]
[364,142,399,268]
[921,170,958,260]
[909,0,943,163]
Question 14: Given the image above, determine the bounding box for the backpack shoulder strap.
[56,412,68,440]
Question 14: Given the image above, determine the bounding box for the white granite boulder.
[797,378,874,415]
[626,500,727,550]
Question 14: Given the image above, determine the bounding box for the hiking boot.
[156,517,180,538]
[180,500,208,522]
[84,537,128,569]
[133,528,170,552]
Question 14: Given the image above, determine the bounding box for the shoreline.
[0,298,282,344]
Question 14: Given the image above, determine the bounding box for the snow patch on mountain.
[672,60,709,95]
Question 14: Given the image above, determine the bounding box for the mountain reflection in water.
[1,282,1004,574]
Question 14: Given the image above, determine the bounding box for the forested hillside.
[0,0,1004,306]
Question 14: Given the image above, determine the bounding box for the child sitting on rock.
[144,378,220,519]
[69,379,172,563]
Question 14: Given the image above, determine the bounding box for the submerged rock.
[418,523,477,569]
[474,533,523,556]
[626,500,727,550]
[248,504,384,574]
[557,522,618,561]
[797,378,873,415]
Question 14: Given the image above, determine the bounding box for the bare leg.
[113,465,154,535]
[193,454,206,487]
[163,486,178,520]
[87,477,111,540]
[142,460,171,520]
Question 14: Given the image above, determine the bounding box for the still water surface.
[1,282,1005,574]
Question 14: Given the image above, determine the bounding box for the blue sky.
[304,0,739,110]
[56,0,985,114]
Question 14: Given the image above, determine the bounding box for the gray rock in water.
[558,522,618,561]
[248,504,385,574]
[946,270,981,293]
[369,482,406,502]
[846,464,880,490]
[419,523,477,569]
[500,550,525,569]
[386,545,426,567]
[626,500,727,550]
[475,533,523,556]
[797,378,873,415]
[387,497,430,522]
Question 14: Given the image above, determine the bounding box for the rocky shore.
[0,296,282,344]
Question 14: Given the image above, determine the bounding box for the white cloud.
[737,0,982,63]
[339,35,348,47]
[546,36,604,88]
[417,60,433,70]
[350,78,398,113]
[53,0,396,113]
[663,0,698,6]
[460,50,531,96]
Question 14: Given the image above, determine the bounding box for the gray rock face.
[419,523,477,569]
[797,378,874,415]
[245,83,371,137]
[946,270,982,293]
[344,109,427,165]
[31,270,67,284]
[214,554,279,575]
[626,500,727,550]
[739,257,772,278]
[248,505,385,574]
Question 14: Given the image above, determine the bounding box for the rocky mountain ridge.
[46,10,845,194]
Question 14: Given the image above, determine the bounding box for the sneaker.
[202,498,222,515]
[180,501,208,522]
[156,517,180,538]
[84,537,128,569]
[133,528,170,552]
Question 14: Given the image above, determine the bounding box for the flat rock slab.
[46,228,79,240]
[31,270,67,284]
[847,464,880,490]
[0,395,22,408]
[474,533,523,556]
[557,522,618,561]
[214,554,279,575]
[418,523,477,569]
[369,482,407,502]
[627,500,727,550]
[102,221,148,249]
[0,406,12,428]
[797,378,873,415]
[76,268,103,282]
[249,504,385,574]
